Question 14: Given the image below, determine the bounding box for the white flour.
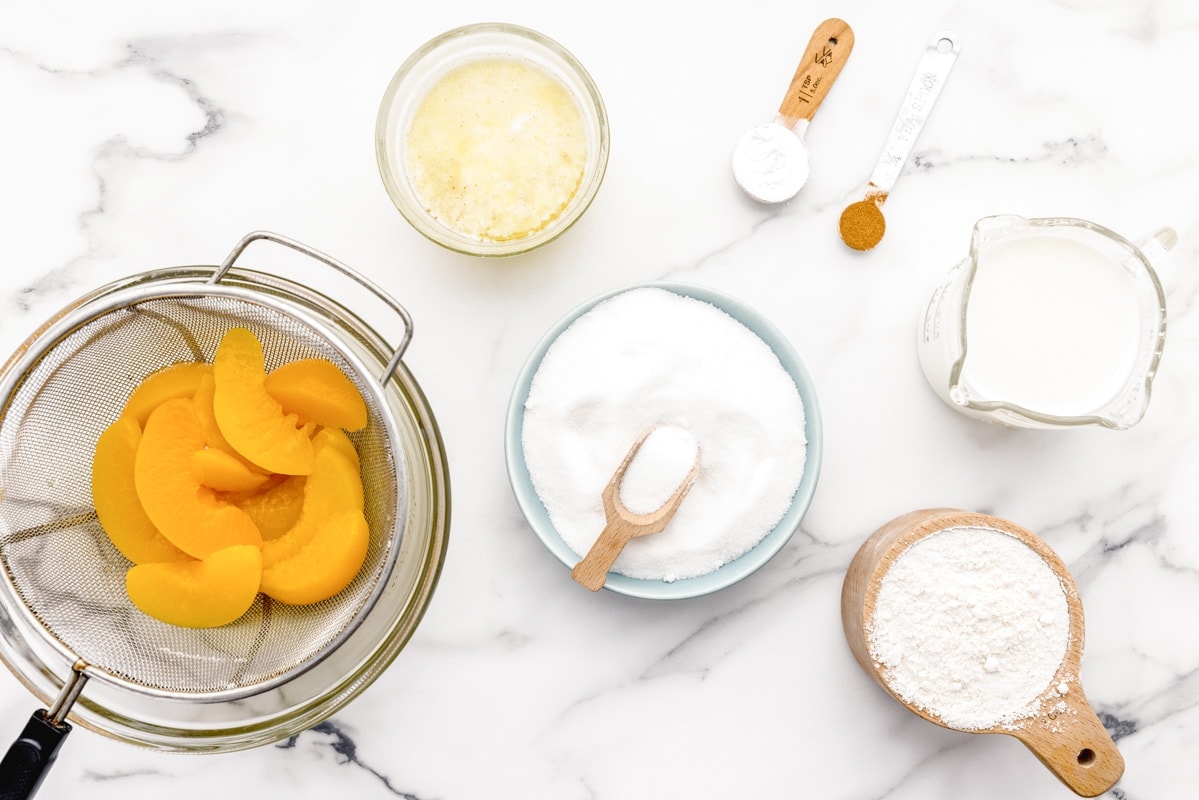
[521,287,807,581]
[867,525,1071,730]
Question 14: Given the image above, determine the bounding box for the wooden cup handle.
[777,18,855,123]
[571,520,638,591]
[1009,684,1125,797]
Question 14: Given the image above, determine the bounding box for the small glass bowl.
[376,23,609,257]
[504,282,824,599]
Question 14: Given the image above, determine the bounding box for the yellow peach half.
[134,397,262,558]
[126,545,262,628]
[264,358,368,431]
[261,427,364,568]
[213,328,314,475]
[91,416,189,565]
[120,362,212,427]
[190,448,271,493]
[259,510,369,605]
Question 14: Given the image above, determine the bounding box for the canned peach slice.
[213,328,314,475]
[134,397,262,558]
[265,358,367,431]
[91,415,189,565]
[126,545,262,629]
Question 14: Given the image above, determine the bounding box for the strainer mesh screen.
[0,294,401,696]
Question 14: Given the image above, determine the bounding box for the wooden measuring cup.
[841,509,1124,797]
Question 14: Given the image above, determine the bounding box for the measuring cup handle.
[210,230,415,385]
[1009,685,1125,797]
[0,711,71,800]
[1135,226,1179,268]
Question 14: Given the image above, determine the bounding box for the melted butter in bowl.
[406,59,587,242]
[377,24,609,257]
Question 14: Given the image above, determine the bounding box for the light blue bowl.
[504,281,823,599]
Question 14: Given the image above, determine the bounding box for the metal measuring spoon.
[571,426,701,591]
[732,18,855,203]
[840,31,961,250]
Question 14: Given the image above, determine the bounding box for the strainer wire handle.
[209,230,414,384]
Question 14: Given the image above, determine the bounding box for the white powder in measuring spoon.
[522,287,807,582]
[731,121,811,203]
[619,426,699,514]
[867,526,1071,730]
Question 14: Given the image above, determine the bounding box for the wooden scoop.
[841,509,1124,797]
[571,428,701,591]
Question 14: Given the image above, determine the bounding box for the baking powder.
[731,120,810,203]
[867,525,1071,730]
[521,287,807,581]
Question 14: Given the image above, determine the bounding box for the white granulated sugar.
[521,287,807,582]
[619,426,699,515]
[867,526,1071,731]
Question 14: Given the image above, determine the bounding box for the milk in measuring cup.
[963,235,1141,418]
[918,215,1173,430]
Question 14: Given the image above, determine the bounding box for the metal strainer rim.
[0,277,405,704]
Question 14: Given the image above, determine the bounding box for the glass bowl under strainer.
[0,232,449,760]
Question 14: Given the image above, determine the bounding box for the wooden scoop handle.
[571,519,639,591]
[777,18,855,123]
[571,476,696,591]
[1010,685,1125,797]
[570,429,701,592]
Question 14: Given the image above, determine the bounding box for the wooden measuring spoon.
[571,428,701,591]
[842,509,1124,797]
[732,18,855,203]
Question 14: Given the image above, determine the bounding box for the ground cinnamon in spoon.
[839,192,887,250]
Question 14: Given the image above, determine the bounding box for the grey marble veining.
[2,1,1198,798]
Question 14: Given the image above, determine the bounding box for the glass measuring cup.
[918,215,1177,430]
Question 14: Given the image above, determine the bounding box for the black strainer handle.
[210,230,415,385]
[0,711,70,800]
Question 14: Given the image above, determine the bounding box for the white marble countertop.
[2,1,1198,798]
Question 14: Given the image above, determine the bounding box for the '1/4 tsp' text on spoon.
[571,426,701,591]
[839,31,961,251]
[732,18,855,204]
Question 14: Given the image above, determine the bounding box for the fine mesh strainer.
[0,232,448,799]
